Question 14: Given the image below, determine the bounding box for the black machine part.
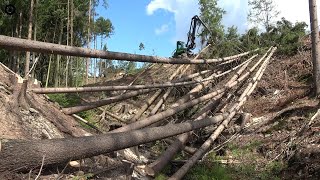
[186,15,212,52]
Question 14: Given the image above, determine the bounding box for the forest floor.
[0,49,319,179]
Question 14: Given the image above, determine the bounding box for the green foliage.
[94,16,114,38]
[198,0,226,57]
[240,27,261,51]
[72,173,94,180]
[216,26,243,57]
[47,93,81,108]
[155,173,168,180]
[186,163,231,180]
[239,17,307,56]
[0,0,114,87]
[267,18,307,55]
[47,93,96,124]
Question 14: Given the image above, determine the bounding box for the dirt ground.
[237,50,320,179]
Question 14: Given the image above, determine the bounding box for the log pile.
[0,35,278,179]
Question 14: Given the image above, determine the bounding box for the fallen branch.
[248,100,319,133]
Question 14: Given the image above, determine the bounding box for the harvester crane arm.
[186,15,211,52]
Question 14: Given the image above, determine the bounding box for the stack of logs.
[0,35,276,179]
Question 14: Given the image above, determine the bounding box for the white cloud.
[147,0,176,15]
[147,0,319,43]
[217,0,319,33]
[155,24,169,35]
[146,0,199,42]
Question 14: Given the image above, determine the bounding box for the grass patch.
[155,173,168,180]
[185,162,231,180]
[184,141,283,179]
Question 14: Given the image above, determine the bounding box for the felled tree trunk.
[0,35,256,64]
[62,89,155,114]
[0,114,226,172]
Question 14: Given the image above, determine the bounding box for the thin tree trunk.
[31,0,38,79]
[94,33,97,83]
[309,0,320,96]
[45,54,53,88]
[86,0,92,84]
[65,0,70,87]
[24,0,35,78]
[55,20,64,87]
[0,35,257,64]
[12,13,20,73]
[30,69,219,93]
[100,35,103,79]
[70,0,74,86]
[45,22,58,88]
[16,11,23,73]
[62,89,156,114]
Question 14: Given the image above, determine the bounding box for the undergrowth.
[184,141,283,180]
[47,93,98,129]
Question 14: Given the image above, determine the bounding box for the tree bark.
[24,0,35,78]
[0,35,257,64]
[0,114,226,172]
[309,0,320,96]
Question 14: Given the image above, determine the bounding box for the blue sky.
[96,0,178,57]
[95,0,316,58]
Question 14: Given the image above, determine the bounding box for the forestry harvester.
[173,15,212,58]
